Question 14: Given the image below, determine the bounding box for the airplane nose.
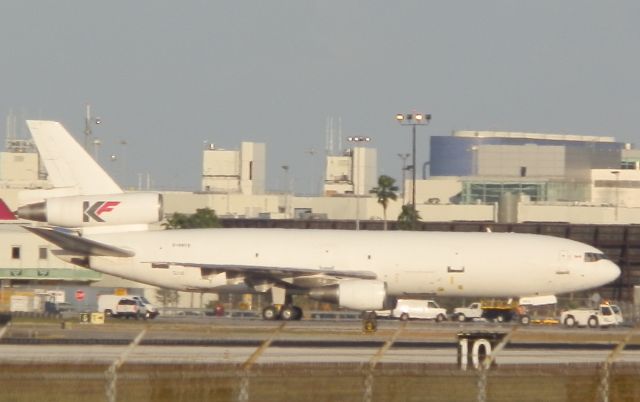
[605,261,621,284]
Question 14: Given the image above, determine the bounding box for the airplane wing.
[152,261,378,280]
[23,226,135,258]
[25,225,376,280]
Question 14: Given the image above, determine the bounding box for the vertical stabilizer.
[26,120,123,195]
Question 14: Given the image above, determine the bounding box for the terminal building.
[429,130,624,204]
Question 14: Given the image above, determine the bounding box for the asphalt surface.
[1,316,638,365]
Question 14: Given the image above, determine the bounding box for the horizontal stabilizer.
[23,226,135,257]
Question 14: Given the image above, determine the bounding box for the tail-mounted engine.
[17,193,163,228]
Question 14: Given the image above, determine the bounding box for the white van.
[389,299,448,321]
[98,294,159,319]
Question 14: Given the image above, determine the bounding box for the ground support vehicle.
[452,302,484,322]
[44,301,77,319]
[453,301,531,324]
[560,303,623,328]
[114,299,146,319]
[98,294,158,319]
[388,299,447,321]
[481,300,531,325]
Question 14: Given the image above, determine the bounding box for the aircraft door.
[447,251,465,273]
[556,250,571,274]
[445,250,465,293]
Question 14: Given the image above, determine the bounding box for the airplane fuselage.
[74,228,620,298]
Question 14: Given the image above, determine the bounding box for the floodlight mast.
[395,113,431,228]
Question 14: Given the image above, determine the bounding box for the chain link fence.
[1,320,640,401]
[2,362,640,401]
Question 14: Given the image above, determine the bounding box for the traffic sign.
[75,290,85,301]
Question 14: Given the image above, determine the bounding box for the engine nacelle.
[17,192,163,227]
[308,279,394,311]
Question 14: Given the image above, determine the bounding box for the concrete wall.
[240,142,266,195]
[162,191,284,218]
[0,152,40,182]
[0,224,101,283]
[591,169,640,208]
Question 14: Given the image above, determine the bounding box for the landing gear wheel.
[262,305,280,320]
[281,306,303,321]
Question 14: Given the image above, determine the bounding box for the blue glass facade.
[429,136,624,177]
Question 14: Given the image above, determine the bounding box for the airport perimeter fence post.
[0,323,9,340]
[363,321,407,402]
[476,327,518,402]
[104,327,148,402]
[237,322,286,402]
[597,327,636,402]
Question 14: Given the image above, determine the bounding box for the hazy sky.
[1,2,639,193]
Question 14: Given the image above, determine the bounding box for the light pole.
[281,165,290,218]
[84,104,101,153]
[348,136,372,230]
[395,113,431,227]
[119,140,128,188]
[397,153,410,203]
[611,170,620,221]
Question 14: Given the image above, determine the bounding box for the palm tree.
[397,204,421,230]
[370,175,398,230]
[164,207,221,229]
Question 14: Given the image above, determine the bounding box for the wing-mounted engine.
[308,279,396,311]
[17,193,163,228]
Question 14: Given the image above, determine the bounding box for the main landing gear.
[262,304,303,321]
[262,287,303,320]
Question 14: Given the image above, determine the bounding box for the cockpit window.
[584,252,608,262]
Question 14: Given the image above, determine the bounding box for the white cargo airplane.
[17,120,620,320]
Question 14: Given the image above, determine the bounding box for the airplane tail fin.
[26,120,123,195]
[0,199,17,220]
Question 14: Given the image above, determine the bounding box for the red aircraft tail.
[0,199,17,220]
